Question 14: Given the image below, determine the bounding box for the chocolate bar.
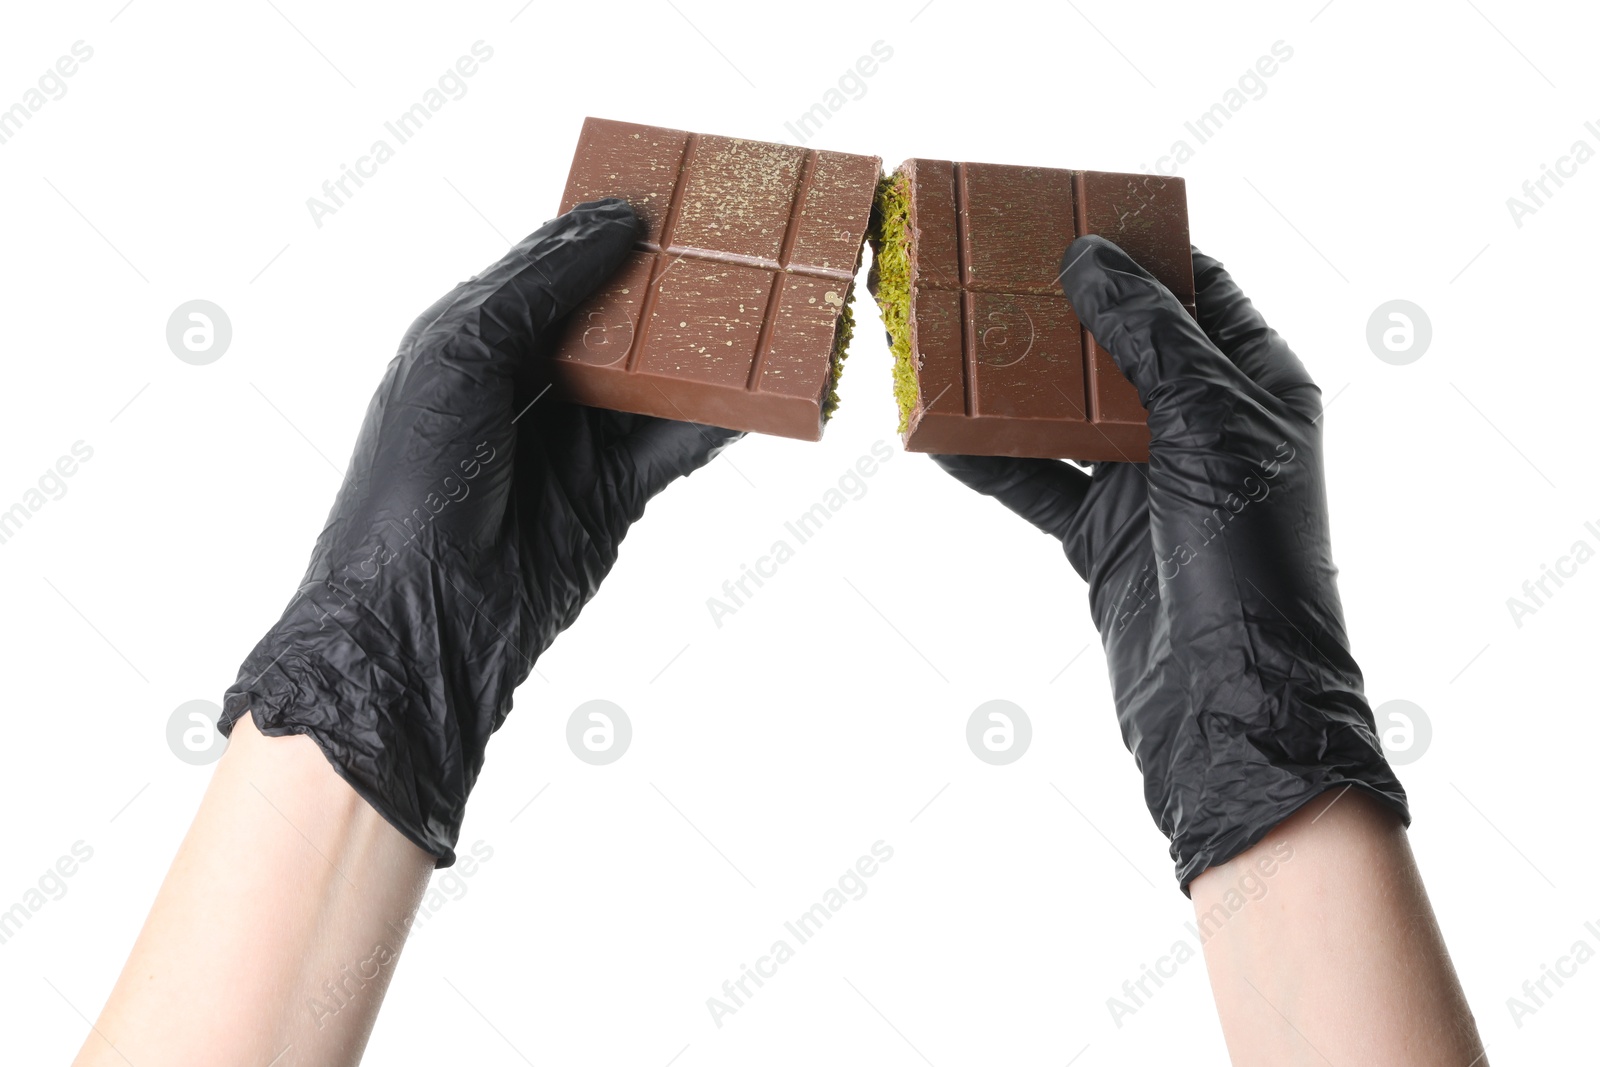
[870,160,1195,462]
[548,117,880,440]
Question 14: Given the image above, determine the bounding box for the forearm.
[74,715,434,1067]
[1191,789,1486,1066]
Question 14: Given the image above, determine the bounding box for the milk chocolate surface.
[548,117,880,440]
[875,160,1195,461]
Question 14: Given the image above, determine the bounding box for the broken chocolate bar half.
[547,117,881,440]
[870,160,1195,462]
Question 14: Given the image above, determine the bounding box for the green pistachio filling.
[868,171,917,433]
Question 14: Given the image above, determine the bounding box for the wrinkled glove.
[935,235,1408,892]
[221,199,740,865]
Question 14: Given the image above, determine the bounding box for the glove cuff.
[220,586,486,867]
[1161,690,1410,895]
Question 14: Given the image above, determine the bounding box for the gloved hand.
[221,199,740,866]
[934,236,1408,892]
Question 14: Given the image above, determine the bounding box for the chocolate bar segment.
[548,117,880,440]
[870,160,1195,461]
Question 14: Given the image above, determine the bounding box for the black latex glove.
[220,199,740,865]
[935,236,1407,892]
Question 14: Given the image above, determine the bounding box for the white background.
[2,0,1596,1063]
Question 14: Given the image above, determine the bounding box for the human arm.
[73,198,739,1065]
[74,716,433,1065]
[1192,788,1484,1065]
